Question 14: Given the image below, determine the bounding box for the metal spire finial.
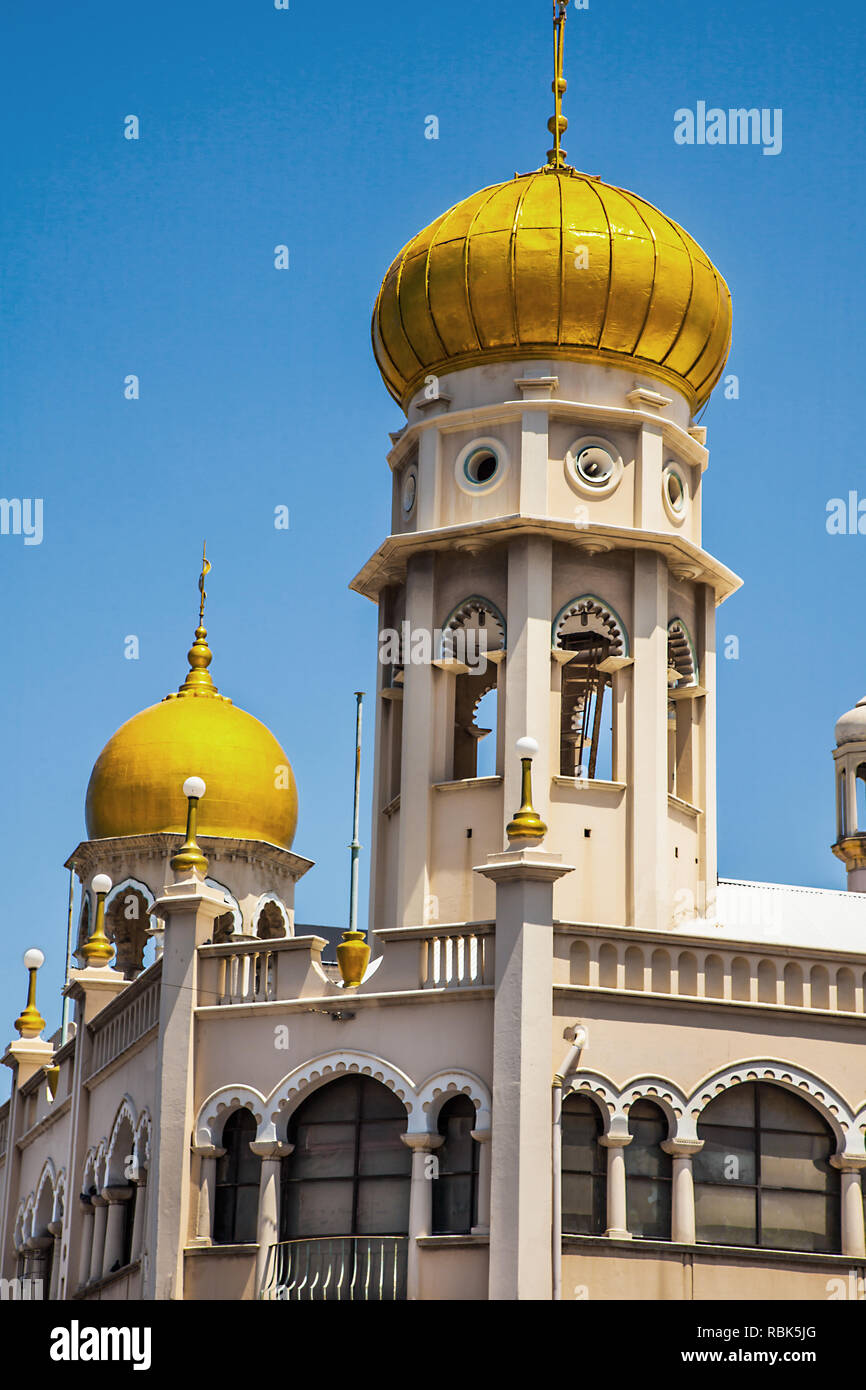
[546,1,569,170]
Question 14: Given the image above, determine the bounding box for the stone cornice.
[350,514,741,605]
[65,834,313,882]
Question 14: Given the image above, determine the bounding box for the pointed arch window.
[442,598,505,781]
[561,1094,607,1234]
[213,1110,259,1245]
[624,1100,672,1239]
[431,1095,479,1234]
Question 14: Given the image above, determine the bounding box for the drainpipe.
[552,1024,587,1301]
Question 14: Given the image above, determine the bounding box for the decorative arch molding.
[413,1069,492,1135]
[619,1078,689,1140]
[133,1109,152,1171]
[562,1070,620,1133]
[552,595,629,657]
[266,1052,416,1143]
[195,1085,267,1149]
[104,877,156,921]
[683,1060,856,1154]
[13,1200,27,1251]
[440,596,507,657]
[252,893,291,939]
[81,1147,99,1196]
[106,1094,137,1183]
[53,1168,67,1224]
[205,879,242,935]
[19,1196,34,1249]
[33,1159,57,1231]
[668,618,698,686]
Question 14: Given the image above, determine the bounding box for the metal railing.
[260,1236,407,1301]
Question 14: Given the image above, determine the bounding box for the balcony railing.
[260,1236,407,1301]
[88,966,162,1078]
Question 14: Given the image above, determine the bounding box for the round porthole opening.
[401,469,417,515]
[464,448,499,486]
[665,467,686,514]
[575,445,616,487]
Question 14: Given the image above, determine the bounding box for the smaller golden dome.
[85,573,298,848]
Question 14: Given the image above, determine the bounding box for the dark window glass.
[625,1100,671,1239]
[562,1094,606,1235]
[281,1076,411,1240]
[121,1184,136,1267]
[432,1095,478,1234]
[213,1109,259,1245]
[694,1083,840,1253]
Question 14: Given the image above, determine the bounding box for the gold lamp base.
[337,931,370,989]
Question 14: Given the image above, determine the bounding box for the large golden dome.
[85,619,298,849]
[372,167,732,413]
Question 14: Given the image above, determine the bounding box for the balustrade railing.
[216,948,277,1004]
[420,930,490,988]
[260,1236,407,1301]
[564,932,866,1014]
[88,973,161,1077]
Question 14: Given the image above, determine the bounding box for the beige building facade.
[3,22,865,1302]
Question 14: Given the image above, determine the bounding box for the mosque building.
[3,4,866,1302]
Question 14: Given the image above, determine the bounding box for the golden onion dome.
[85,607,298,850]
[372,166,732,413]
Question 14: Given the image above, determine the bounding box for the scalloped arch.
[413,1069,492,1134]
[553,595,629,657]
[266,1052,416,1143]
[683,1060,856,1153]
[195,1084,267,1148]
[106,1094,138,1182]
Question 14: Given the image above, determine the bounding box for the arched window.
[443,599,505,782]
[561,1094,607,1235]
[280,1076,411,1241]
[693,1082,840,1252]
[213,1110,259,1245]
[432,1096,479,1235]
[625,1101,672,1239]
[554,599,625,781]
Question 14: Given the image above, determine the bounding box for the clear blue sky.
[1,0,864,1046]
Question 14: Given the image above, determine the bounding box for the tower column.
[630,551,669,930]
[88,1195,108,1283]
[396,553,438,926]
[502,537,553,838]
[831,1158,866,1258]
[476,848,573,1300]
[143,872,226,1300]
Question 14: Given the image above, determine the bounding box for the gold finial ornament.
[15,948,47,1038]
[178,543,217,697]
[171,777,209,876]
[506,737,548,843]
[82,876,115,967]
[546,0,570,170]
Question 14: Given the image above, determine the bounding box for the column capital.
[599,1133,633,1150]
[830,1155,866,1173]
[401,1132,445,1153]
[101,1185,134,1205]
[661,1139,704,1158]
[470,1129,491,1145]
[249,1141,293,1161]
[90,1194,108,1209]
[191,1143,226,1160]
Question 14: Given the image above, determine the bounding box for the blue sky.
[1,0,864,1043]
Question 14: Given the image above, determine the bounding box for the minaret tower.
[832,694,866,891]
[356,4,740,937]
